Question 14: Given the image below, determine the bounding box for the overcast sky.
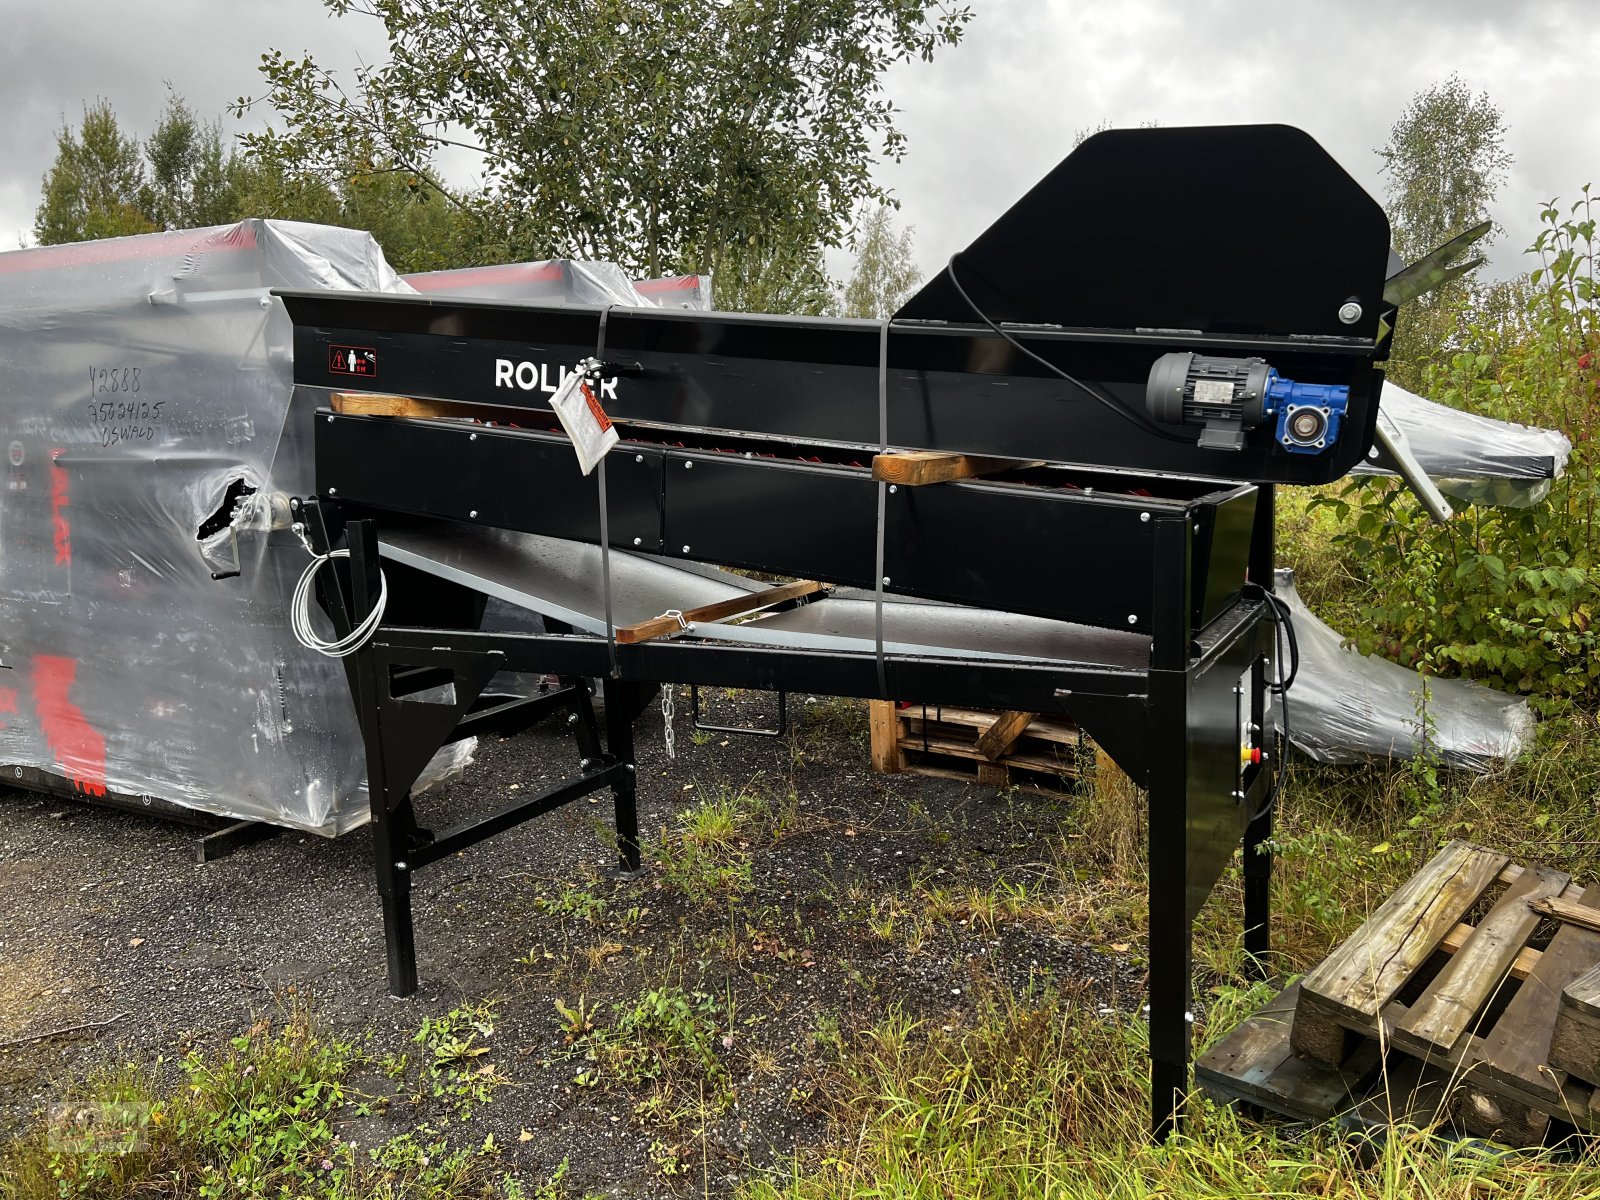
[2,0,1596,285]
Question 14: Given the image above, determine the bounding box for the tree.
[240,0,974,293]
[1378,75,1512,266]
[837,203,920,318]
[33,95,475,274]
[35,100,156,244]
[1376,76,1513,388]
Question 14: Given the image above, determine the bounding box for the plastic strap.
[873,318,890,698]
[595,305,618,676]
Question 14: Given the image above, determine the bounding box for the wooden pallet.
[1199,840,1600,1145]
[867,701,1085,793]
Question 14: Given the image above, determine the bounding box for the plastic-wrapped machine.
[404,259,649,305]
[1272,570,1534,771]
[0,220,468,835]
[402,260,712,310]
[1355,381,1572,507]
[630,274,713,310]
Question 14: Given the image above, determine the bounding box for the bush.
[1315,189,1600,703]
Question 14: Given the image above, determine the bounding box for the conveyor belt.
[379,522,1151,672]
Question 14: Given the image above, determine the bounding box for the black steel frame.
[305,492,1278,1140]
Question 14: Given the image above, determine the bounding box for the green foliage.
[241,0,974,300]
[654,781,793,905]
[0,1006,527,1200]
[34,93,477,274]
[411,1001,506,1120]
[35,100,158,244]
[836,203,921,319]
[556,983,732,1176]
[1313,189,1600,701]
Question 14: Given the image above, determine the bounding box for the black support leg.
[374,797,421,998]
[1147,801,1193,1140]
[1242,801,1273,979]
[603,677,642,874]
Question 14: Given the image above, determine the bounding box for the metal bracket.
[688,685,788,738]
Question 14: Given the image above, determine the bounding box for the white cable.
[290,548,388,658]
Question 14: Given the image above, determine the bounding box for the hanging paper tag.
[549,358,620,475]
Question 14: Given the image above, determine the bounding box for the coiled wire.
[290,549,388,658]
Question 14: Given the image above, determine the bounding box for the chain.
[661,685,676,760]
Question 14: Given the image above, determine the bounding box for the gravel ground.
[0,690,1145,1196]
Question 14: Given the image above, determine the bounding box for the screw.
[684,461,693,470]
[882,576,892,586]
[326,414,334,423]
[1338,300,1363,324]
[469,509,478,518]
[1139,511,1150,523]
[633,537,642,546]
[888,485,897,494]
[395,861,409,872]
[1128,614,1138,625]
[682,544,691,553]
[579,758,592,770]
[567,713,579,726]
[327,487,337,495]
[469,432,477,441]
[635,454,644,463]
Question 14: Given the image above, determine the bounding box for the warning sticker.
[328,345,378,379]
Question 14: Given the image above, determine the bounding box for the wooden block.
[1391,864,1569,1063]
[1197,983,1382,1122]
[869,701,903,774]
[975,710,1037,761]
[899,707,1079,747]
[614,579,822,645]
[871,450,1042,487]
[1468,879,1600,1112]
[1550,962,1600,1085]
[1293,841,1509,1064]
[1458,1083,1551,1146]
[332,392,474,419]
[975,761,1009,787]
[1339,1055,1455,1134]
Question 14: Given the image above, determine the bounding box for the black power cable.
[1250,587,1300,824]
[942,253,1194,445]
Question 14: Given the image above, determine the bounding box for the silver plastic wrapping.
[403,260,712,310]
[0,220,476,835]
[1272,570,1534,771]
[1355,381,1572,507]
[631,274,713,310]
[404,259,646,305]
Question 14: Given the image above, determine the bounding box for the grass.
[654,778,798,906]
[744,978,1600,1200]
[0,998,579,1200]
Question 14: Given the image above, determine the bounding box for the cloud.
[2,0,1594,292]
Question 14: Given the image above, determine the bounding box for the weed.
[411,1000,506,1120]
[0,1003,524,1200]
[655,780,793,906]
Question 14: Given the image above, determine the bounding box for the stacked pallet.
[1199,840,1600,1145]
[867,701,1086,793]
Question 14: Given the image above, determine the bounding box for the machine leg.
[1147,855,1193,1140]
[602,677,642,874]
[564,676,604,763]
[371,793,421,998]
[1242,801,1273,979]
